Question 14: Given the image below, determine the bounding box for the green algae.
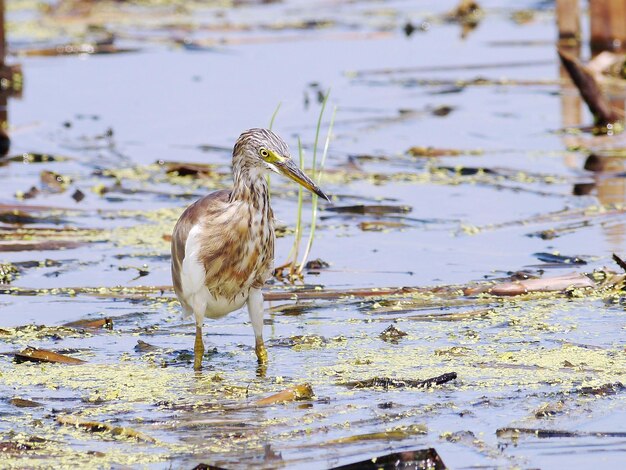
[3,287,623,467]
[0,263,18,284]
[1,1,626,468]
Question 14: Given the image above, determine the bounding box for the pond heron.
[171,128,329,370]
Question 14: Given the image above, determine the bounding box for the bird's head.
[234,128,330,201]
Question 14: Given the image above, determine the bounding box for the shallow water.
[1,1,625,468]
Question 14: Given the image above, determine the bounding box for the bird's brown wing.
[170,190,231,312]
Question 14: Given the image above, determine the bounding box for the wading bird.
[171,128,329,370]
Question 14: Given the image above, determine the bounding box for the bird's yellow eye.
[259,148,284,164]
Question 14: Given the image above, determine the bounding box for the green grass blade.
[269,102,282,130]
[289,137,305,273]
[298,102,336,274]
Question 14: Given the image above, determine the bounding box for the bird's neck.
[230,163,270,213]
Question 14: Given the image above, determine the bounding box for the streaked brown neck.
[230,157,270,215]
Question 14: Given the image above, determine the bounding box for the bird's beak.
[277,159,330,202]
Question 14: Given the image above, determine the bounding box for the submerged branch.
[558,49,623,129]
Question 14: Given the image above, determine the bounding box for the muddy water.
[1,1,625,469]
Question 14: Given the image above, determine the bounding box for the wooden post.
[556,0,581,43]
[590,0,626,52]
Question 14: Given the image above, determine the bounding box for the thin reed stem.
[298,101,336,274]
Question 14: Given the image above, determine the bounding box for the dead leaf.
[56,415,157,443]
[255,383,314,405]
[10,398,43,408]
[63,318,113,329]
[327,425,427,445]
[478,272,595,296]
[14,347,86,365]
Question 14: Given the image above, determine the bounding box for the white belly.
[184,286,247,320]
[180,225,248,322]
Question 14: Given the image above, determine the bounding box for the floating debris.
[465,272,595,296]
[0,437,45,454]
[446,0,484,38]
[16,186,40,200]
[435,165,496,176]
[63,317,113,330]
[404,308,493,322]
[304,258,330,270]
[358,221,410,231]
[448,0,483,24]
[56,415,157,443]
[270,334,329,349]
[332,447,445,470]
[1,153,66,164]
[497,427,626,439]
[118,264,150,280]
[0,210,44,225]
[18,43,140,57]
[430,105,455,116]
[134,340,160,353]
[327,424,427,445]
[0,263,18,284]
[9,398,43,408]
[268,302,320,316]
[407,146,483,157]
[526,221,591,240]
[40,170,71,193]
[325,205,412,215]
[71,189,86,203]
[0,240,85,252]
[533,252,588,265]
[344,372,457,390]
[534,400,565,418]
[163,162,218,178]
[578,382,625,396]
[379,324,408,343]
[255,383,314,405]
[14,346,86,365]
[0,208,69,225]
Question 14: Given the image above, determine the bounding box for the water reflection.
[560,42,626,249]
[0,0,23,157]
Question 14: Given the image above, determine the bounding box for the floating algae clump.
[0,263,18,284]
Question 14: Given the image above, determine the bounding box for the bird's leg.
[255,339,268,364]
[247,288,268,365]
[193,324,204,371]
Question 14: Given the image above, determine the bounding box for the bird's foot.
[255,342,268,365]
